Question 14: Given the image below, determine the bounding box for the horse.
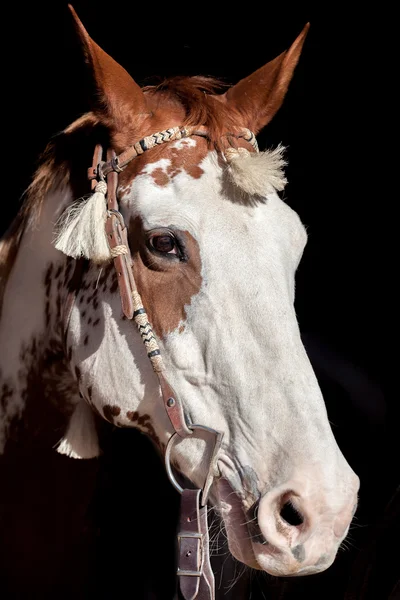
[0,5,359,595]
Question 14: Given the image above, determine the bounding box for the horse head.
[1,6,359,579]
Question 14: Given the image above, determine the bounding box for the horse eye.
[150,234,177,255]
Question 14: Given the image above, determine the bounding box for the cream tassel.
[56,399,101,459]
[225,145,287,196]
[54,181,112,263]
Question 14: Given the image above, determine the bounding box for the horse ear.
[68,5,149,130]
[225,23,310,133]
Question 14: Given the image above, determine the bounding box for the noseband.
[72,125,258,599]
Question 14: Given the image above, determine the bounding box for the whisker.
[240,515,258,527]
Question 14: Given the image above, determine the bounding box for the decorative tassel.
[225,145,287,196]
[54,181,112,263]
[56,398,101,459]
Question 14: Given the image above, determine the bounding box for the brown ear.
[68,5,149,131]
[225,23,310,133]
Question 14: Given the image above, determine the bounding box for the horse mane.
[143,76,242,147]
[0,113,103,316]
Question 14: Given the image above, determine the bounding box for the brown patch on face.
[186,165,204,179]
[119,133,209,193]
[129,217,202,338]
[103,404,121,423]
[160,143,208,183]
[151,168,170,187]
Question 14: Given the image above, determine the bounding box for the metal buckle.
[178,532,202,539]
[107,209,125,227]
[177,569,202,577]
[164,424,224,506]
[177,532,203,577]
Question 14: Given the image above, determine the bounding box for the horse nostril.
[279,500,304,527]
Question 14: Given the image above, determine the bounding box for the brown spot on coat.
[45,301,51,327]
[103,404,121,423]
[151,168,170,187]
[44,263,53,296]
[63,260,72,286]
[109,274,118,294]
[132,138,206,189]
[126,411,139,422]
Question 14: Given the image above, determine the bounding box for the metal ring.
[107,209,125,227]
[165,431,183,494]
[164,424,224,503]
[96,160,106,181]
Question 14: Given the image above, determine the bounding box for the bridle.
[66,124,258,599]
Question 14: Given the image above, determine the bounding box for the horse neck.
[0,185,79,452]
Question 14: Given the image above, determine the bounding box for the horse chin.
[215,478,260,571]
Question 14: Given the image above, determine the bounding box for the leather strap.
[86,126,258,181]
[159,372,193,438]
[84,143,222,600]
[178,489,214,600]
[105,149,135,319]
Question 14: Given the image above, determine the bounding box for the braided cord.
[132,291,164,373]
[117,126,195,170]
[110,245,128,257]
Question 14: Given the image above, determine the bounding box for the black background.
[1,1,397,598]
